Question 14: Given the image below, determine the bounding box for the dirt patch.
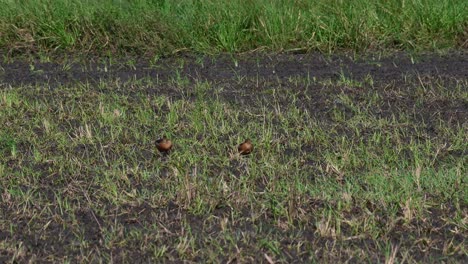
[0,51,467,262]
[2,52,466,123]
[1,51,466,87]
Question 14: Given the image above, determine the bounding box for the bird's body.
[238,139,253,155]
[156,138,172,153]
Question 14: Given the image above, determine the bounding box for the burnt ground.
[0,51,467,263]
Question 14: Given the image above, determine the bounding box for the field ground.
[0,51,467,263]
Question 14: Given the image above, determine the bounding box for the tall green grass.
[0,0,466,55]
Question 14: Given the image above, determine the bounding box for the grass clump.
[0,0,466,55]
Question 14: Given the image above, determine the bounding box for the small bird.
[238,139,253,155]
[156,137,172,154]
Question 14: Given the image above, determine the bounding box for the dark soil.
[3,51,466,141]
[1,51,467,121]
[1,51,467,87]
[0,51,467,263]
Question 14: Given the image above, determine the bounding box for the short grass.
[0,0,466,56]
[0,61,466,262]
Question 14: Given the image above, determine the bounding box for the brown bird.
[156,137,173,153]
[238,139,253,155]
